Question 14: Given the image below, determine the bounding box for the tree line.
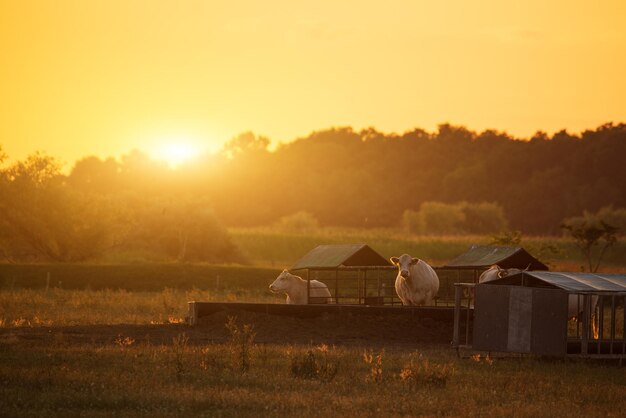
[209,123,625,234]
[1,122,625,262]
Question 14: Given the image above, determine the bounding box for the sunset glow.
[149,141,200,168]
[0,0,625,164]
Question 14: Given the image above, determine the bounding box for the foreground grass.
[1,332,625,417]
[1,285,625,416]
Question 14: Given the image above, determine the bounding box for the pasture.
[229,227,626,272]
[2,233,626,416]
[2,308,626,417]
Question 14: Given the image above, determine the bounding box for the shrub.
[460,201,508,234]
[416,202,466,235]
[289,344,338,382]
[399,352,455,388]
[290,350,318,379]
[402,210,421,234]
[127,197,242,263]
[404,201,509,235]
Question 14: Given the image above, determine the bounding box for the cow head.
[269,269,292,293]
[390,254,419,279]
[496,266,524,279]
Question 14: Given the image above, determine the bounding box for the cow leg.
[592,313,599,340]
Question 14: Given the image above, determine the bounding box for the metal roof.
[291,244,392,270]
[486,271,626,293]
[443,245,548,270]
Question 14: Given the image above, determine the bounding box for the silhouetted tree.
[561,215,619,272]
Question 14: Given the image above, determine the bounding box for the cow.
[478,265,524,283]
[269,269,332,304]
[390,254,439,306]
[479,265,599,338]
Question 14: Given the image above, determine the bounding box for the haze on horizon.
[1,0,625,165]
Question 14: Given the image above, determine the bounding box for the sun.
[150,140,200,169]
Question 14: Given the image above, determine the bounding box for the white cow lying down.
[478,265,524,283]
[390,254,439,306]
[269,269,332,304]
[479,265,599,337]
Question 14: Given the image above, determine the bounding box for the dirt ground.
[0,309,454,349]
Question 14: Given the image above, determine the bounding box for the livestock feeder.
[288,243,398,305]
[188,244,551,332]
[452,271,626,359]
[188,243,457,326]
[288,244,549,307]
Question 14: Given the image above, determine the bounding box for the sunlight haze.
[1,0,625,164]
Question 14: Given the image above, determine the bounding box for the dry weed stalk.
[363,349,384,383]
[225,316,256,373]
[172,333,189,381]
[399,352,456,388]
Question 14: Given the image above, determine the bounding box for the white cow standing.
[479,265,599,338]
[269,269,332,304]
[390,254,439,306]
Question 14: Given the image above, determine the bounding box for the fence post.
[452,284,462,351]
[188,302,198,326]
[581,294,590,356]
[306,269,310,304]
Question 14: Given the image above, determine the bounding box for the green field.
[229,227,626,272]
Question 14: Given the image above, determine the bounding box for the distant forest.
[178,122,625,233]
[1,122,625,262]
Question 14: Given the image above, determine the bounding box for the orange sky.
[1,0,625,166]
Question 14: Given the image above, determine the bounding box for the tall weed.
[363,349,384,383]
[172,333,189,381]
[225,316,256,373]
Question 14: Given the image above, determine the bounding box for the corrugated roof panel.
[291,244,391,270]
[526,272,596,292]
[526,272,626,292]
[489,271,626,292]
[444,245,548,270]
[445,245,518,267]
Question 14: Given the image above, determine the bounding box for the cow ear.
[390,257,399,265]
[411,258,419,265]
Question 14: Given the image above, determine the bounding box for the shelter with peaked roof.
[444,245,548,271]
[463,270,626,358]
[290,244,397,306]
[291,244,392,270]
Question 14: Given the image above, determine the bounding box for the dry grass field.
[1,234,625,416]
[0,286,625,416]
[2,308,626,417]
